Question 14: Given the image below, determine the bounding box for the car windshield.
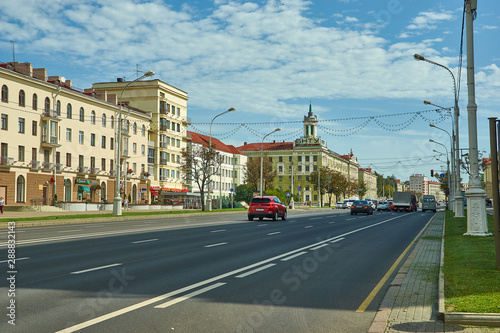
[353,200,367,205]
[251,198,271,203]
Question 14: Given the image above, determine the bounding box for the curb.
[439,213,500,327]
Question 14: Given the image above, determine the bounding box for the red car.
[248,196,287,221]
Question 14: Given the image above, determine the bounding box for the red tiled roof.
[237,141,294,152]
[188,131,245,155]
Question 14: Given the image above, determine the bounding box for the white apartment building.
[409,174,429,196]
[0,62,151,207]
[188,131,247,208]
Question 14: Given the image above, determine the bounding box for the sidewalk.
[369,211,498,333]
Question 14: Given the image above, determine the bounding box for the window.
[279,156,283,162]
[176,123,180,132]
[101,136,106,148]
[298,165,302,172]
[56,100,61,116]
[142,125,146,136]
[101,158,106,171]
[1,85,8,102]
[305,156,310,162]
[313,155,318,162]
[32,121,37,136]
[18,118,25,133]
[16,175,25,203]
[177,139,180,147]
[306,176,310,181]
[67,103,72,118]
[44,97,50,111]
[79,107,84,122]
[66,128,72,142]
[177,107,180,116]
[30,94,38,112]
[32,148,37,162]
[79,131,84,144]
[298,176,302,181]
[171,105,175,114]
[171,170,175,178]
[91,111,96,124]
[110,159,114,172]
[66,153,71,167]
[18,146,25,162]
[90,133,95,146]
[305,166,310,172]
[110,115,114,129]
[19,90,25,107]
[133,143,137,154]
[298,156,302,162]
[133,122,137,134]
[110,137,114,150]
[79,155,84,167]
[141,145,145,156]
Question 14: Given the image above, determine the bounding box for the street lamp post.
[429,122,455,211]
[208,108,236,211]
[113,71,155,216]
[414,54,463,217]
[260,128,281,196]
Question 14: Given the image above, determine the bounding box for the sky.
[1,0,499,183]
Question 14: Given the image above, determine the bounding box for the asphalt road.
[0,209,434,332]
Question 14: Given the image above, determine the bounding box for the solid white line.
[235,264,276,278]
[267,232,281,236]
[330,238,344,244]
[304,226,313,229]
[309,217,322,220]
[280,251,308,261]
[56,214,407,333]
[132,239,159,244]
[70,263,122,275]
[204,242,227,248]
[329,222,336,224]
[0,257,30,264]
[346,218,356,221]
[57,229,82,233]
[311,238,344,250]
[257,224,267,226]
[154,283,226,309]
[210,229,226,233]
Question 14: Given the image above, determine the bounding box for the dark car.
[248,196,287,221]
[350,200,374,215]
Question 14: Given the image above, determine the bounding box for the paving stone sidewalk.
[369,211,497,333]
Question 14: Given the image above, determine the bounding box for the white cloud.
[406,11,454,31]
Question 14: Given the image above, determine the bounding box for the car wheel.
[259,217,264,221]
[351,212,354,215]
[248,215,253,221]
[273,210,278,221]
[282,210,287,220]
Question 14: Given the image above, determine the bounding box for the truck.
[392,191,417,212]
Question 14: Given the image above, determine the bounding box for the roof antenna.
[10,41,15,62]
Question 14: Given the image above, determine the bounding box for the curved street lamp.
[415,54,463,217]
[429,122,455,209]
[207,107,236,211]
[260,128,281,196]
[113,70,155,216]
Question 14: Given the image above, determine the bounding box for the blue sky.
[1,0,499,183]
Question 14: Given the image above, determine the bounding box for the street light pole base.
[453,195,464,217]
[464,188,490,236]
[113,197,122,216]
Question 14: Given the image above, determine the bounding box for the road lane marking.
[311,238,344,250]
[329,222,336,224]
[0,257,30,263]
[257,224,267,226]
[210,229,226,233]
[281,251,308,261]
[205,242,228,248]
[309,217,322,220]
[346,218,356,221]
[57,214,408,333]
[70,263,122,275]
[57,229,82,233]
[154,283,226,309]
[267,232,281,236]
[132,239,159,244]
[304,226,313,229]
[356,216,434,312]
[330,238,344,244]
[235,264,276,278]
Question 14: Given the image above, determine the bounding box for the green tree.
[309,167,331,206]
[234,184,254,204]
[265,188,287,204]
[245,155,277,192]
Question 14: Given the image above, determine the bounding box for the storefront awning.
[78,185,90,193]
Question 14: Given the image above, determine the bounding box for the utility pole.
[464,0,490,236]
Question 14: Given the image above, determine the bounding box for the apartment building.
[237,104,362,205]
[187,131,247,207]
[358,168,377,199]
[92,78,190,204]
[409,174,429,196]
[0,62,151,207]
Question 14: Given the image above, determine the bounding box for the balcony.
[41,109,61,121]
[42,161,53,171]
[181,117,192,125]
[90,167,100,175]
[159,159,168,165]
[0,156,14,169]
[41,135,61,148]
[30,160,40,170]
[78,166,89,174]
[159,141,167,148]
[109,169,116,177]
[148,157,155,164]
[122,150,130,159]
[120,126,130,137]
[56,163,63,172]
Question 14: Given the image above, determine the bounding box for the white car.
[335,202,344,209]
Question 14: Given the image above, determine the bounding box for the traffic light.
[430,169,434,177]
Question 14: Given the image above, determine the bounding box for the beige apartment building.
[92,78,190,204]
[0,62,151,207]
[358,168,377,199]
[409,174,429,196]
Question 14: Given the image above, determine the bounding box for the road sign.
[286,192,290,197]
[230,188,233,192]
[440,173,445,178]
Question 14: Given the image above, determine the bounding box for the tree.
[357,180,367,198]
[181,144,223,211]
[265,188,287,204]
[234,184,254,204]
[245,155,277,192]
[309,167,331,206]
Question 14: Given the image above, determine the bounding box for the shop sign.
[141,188,147,192]
[75,179,90,185]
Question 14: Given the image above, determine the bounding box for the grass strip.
[443,210,500,313]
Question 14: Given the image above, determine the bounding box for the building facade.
[0,62,151,207]
[358,168,377,199]
[409,174,429,196]
[237,105,362,206]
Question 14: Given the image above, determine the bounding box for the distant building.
[409,174,428,196]
[428,181,445,202]
[358,168,377,199]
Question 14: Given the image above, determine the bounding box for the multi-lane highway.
[0,209,435,332]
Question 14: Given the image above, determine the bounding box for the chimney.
[107,94,117,104]
[11,62,33,77]
[95,90,107,101]
[273,140,276,143]
[33,68,47,81]
[244,142,247,145]
[64,80,72,88]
